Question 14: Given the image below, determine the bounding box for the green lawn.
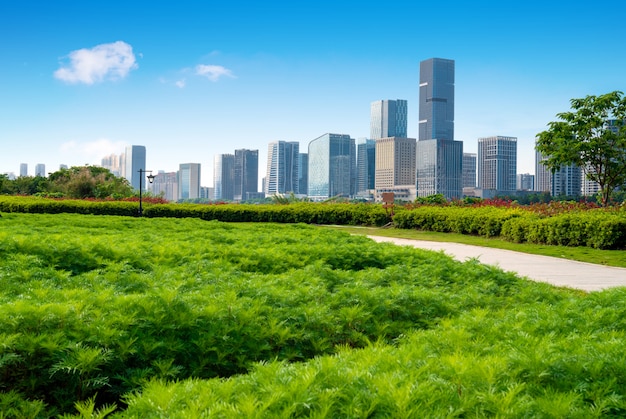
[323,225,626,268]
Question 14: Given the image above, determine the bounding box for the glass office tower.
[370,99,408,140]
[124,145,147,191]
[477,136,517,194]
[265,141,300,195]
[308,133,355,200]
[419,58,455,141]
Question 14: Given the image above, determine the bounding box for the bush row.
[0,196,392,226]
[393,206,626,249]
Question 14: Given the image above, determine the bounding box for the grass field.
[1,213,626,417]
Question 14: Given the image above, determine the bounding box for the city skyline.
[2,1,626,187]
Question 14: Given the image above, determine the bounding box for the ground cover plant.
[1,213,626,417]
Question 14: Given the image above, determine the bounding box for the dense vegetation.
[2,213,626,417]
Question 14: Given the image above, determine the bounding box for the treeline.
[0,166,134,199]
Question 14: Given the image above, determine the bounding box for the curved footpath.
[367,236,626,292]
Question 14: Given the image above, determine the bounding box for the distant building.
[370,99,408,139]
[463,153,477,188]
[234,149,258,201]
[416,58,462,200]
[308,133,355,200]
[124,145,147,190]
[374,137,416,201]
[535,150,552,193]
[517,173,535,191]
[477,136,517,196]
[356,138,376,196]
[178,163,201,200]
[151,171,178,202]
[416,139,463,199]
[101,153,124,177]
[214,154,235,201]
[34,164,45,177]
[265,141,299,196]
[20,163,28,177]
[298,153,308,196]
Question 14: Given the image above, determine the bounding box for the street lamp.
[138,169,155,216]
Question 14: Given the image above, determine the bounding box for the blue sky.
[2,1,625,187]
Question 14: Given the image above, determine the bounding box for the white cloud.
[60,139,127,164]
[54,41,138,84]
[195,64,235,82]
[175,79,186,88]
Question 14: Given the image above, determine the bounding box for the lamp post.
[138,169,155,216]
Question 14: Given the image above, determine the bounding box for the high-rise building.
[308,133,356,200]
[477,136,517,195]
[214,154,235,201]
[463,153,477,188]
[535,149,582,197]
[151,171,178,202]
[517,173,535,191]
[298,153,308,196]
[178,163,201,200]
[416,139,463,199]
[101,153,124,177]
[356,138,376,195]
[535,150,552,193]
[20,163,28,177]
[265,141,299,196]
[234,149,258,201]
[35,164,46,177]
[374,137,416,201]
[552,165,582,197]
[370,100,408,140]
[124,145,147,190]
[416,58,462,200]
[419,58,455,141]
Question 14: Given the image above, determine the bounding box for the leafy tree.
[536,91,626,206]
[48,166,134,199]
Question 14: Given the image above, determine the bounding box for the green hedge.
[394,206,626,249]
[0,196,393,226]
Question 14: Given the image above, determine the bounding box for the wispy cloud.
[60,139,127,164]
[195,64,235,82]
[175,79,186,88]
[54,41,138,84]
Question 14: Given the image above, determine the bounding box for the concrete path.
[367,236,626,292]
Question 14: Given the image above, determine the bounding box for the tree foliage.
[48,166,134,199]
[536,91,626,206]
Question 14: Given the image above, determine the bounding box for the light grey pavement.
[367,236,626,292]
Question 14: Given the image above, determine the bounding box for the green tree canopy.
[47,166,134,199]
[536,91,626,206]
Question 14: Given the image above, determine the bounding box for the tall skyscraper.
[416,57,462,200]
[356,138,376,195]
[419,58,455,141]
[298,153,308,195]
[178,163,201,200]
[375,137,416,200]
[124,145,147,190]
[19,163,28,177]
[214,154,235,201]
[234,149,258,201]
[370,100,408,139]
[477,136,517,195]
[265,141,299,196]
[535,150,552,193]
[308,133,356,200]
[35,164,46,177]
[463,153,477,188]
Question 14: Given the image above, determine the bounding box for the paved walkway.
[367,236,626,292]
